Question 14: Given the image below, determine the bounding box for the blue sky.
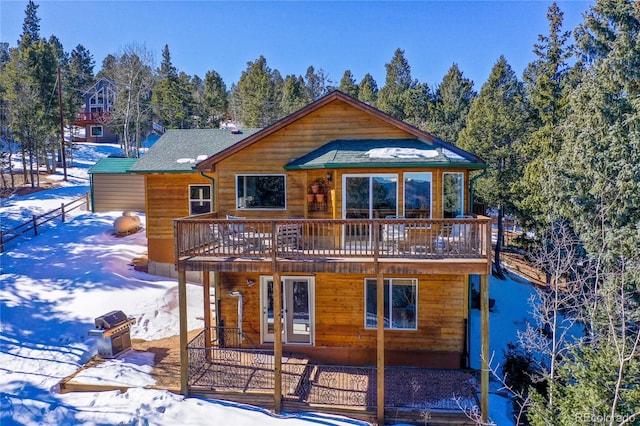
[1,1,592,90]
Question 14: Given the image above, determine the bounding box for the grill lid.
[95,310,128,329]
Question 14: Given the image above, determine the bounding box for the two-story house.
[74,78,118,143]
[130,91,492,424]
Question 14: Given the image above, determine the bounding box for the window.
[189,184,212,215]
[236,175,286,209]
[365,278,417,330]
[90,126,103,137]
[443,172,464,218]
[343,174,398,219]
[404,172,432,218]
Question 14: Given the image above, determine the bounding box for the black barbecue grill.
[88,310,136,358]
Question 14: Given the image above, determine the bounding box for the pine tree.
[430,63,476,144]
[202,70,228,127]
[281,74,308,116]
[338,70,358,98]
[377,48,414,120]
[357,73,378,106]
[19,0,40,48]
[232,55,279,127]
[458,56,530,279]
[517,2,572,232]
[152,44,190,129]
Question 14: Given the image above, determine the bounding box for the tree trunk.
[493,205,506,279]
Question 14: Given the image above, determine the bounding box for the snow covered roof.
[285,138,485,170]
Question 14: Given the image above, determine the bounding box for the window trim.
[235,174,287,210]
[188,184,213,215]
[364,277,418,331]
[90,125,103,137]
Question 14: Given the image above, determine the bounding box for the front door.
[260,276,314,345]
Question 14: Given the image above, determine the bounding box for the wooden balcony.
[74,111,112,125]
[175,216,492,276]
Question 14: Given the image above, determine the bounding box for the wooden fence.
[1,193,91,252]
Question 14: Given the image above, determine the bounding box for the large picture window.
[236,175,286,209]
[443,172,464,218]
[404,172,432,218]
[189,184,212,215]
[365,278,417,330]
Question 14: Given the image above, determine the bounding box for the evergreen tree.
[517,2,572,232]
[430,63,476,144]
[357,73,378,106]
[152,44,190,129]
[458,56,530,279]
[232,55,279,127]
[19,0,40,48]
[525,2,640,422]
[281,74,308,115]
[403,82,433,130]
[377,48,414,120]
[338,70,359,98]
[202,70,227,127]
[304,65,332,100]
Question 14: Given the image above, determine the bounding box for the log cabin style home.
[131,91,492,425]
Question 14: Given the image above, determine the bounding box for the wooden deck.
[175,217,492,275]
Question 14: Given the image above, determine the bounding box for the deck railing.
[175,216,492,262]
[186,330,479,410]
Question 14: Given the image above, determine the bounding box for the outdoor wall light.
[326,172,332,182]
[246,279,255,287]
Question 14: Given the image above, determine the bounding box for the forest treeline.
[1,1,639,425]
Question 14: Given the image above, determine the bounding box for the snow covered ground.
[1,142,536,425]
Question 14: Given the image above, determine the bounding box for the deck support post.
[178,269,189,396]
[480,273,489,423]
[376,272,385,425]
[273,271,283,414]
[203,272,212,361]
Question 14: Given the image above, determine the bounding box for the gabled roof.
[129,128,261,173]
[284,138,485,169]
[196,90,484,171]
[88,157,139,174]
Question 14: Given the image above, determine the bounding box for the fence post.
[86,192,90,212]
[61,203,66,222]
[33,215,38,236]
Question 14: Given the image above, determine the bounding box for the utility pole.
[57,67,68,181]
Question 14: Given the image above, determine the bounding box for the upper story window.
[236,175,286,209]
[404,172,432,219]
[365,278,417,330]
[443,172,464,218]
[189,184,212,215]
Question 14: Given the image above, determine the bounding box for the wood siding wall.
[146,173,214,262]
[91,174,145,213]
[218,272,468,365]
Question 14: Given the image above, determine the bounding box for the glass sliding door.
[343,174,398,247]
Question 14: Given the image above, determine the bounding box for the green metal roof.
[284,138,486,170]
[88,158,139,174]
[129,128,261,173]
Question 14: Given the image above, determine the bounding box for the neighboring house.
[88,158,145,213]
[135,91,492,424]
[73,78,119,143]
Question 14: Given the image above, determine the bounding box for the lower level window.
[365,278,417,330]
[90,125,103,137]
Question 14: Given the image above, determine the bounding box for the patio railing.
[186,329,479,411]
[175,216,492,262]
